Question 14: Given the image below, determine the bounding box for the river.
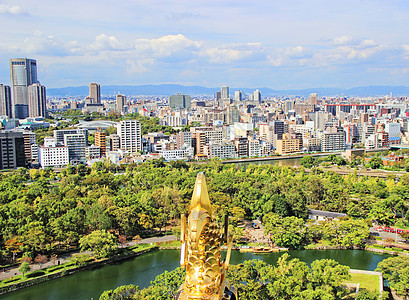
[0,249,390,300]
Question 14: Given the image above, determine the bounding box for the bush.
[26,270,46,278]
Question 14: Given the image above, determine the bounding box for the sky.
[1,0,409,89]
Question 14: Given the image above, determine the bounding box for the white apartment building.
[208,143,236,159]
[163,114,183,127]
[304,137,321,152]
[321,130,346,152]
[39,144,69,168]
[248,139,263,157]
[54,129,88,145]
[259,123,273,142]
[118,120,141,153]
[206,127,223,145]
[31,144,38,162]
[160,146,194,161]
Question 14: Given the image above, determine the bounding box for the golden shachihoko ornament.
[175,172,238,300]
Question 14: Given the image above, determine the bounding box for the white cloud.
[268,46,312,67]
[201,42,264,63]
[0,3,26,15]
[8,31,80,56]
[148,34,202,57]
[88,34,131,51]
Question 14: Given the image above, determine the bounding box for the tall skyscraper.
[118,120,141,153]
[89,82,101,104]
[169,94,191,110]
[116,94,126,113]
[28,83,47,118]
[234,90,242,101]
[310,93,318,105]
[0,84,12,117]
[221,86,229,99]
[254,89,261,102]
[9,58,38,118]
[226,105,240,124]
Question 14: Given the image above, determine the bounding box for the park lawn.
[344,273,380,293]
[155,240,181,248]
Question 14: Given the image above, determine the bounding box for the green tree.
[264,213,308,249]
[320,218,370,248]
[376,256,409,298]
[368,157,382,169]
[356,289,380,300]
[19,261,31,279]
[265,254,309,299]
[300,156,316,169]
[308,259,350,298]
[79,230,117,258]
[70,253,92,266]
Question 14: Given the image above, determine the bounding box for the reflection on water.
[0,249,390,300]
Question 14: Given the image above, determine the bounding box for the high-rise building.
[169,94,191,110]
[89,82,101,104]
[64,133,87,163]
[253,89,261,102]
[0,84,12,117]
[226,105,240,124]
[321,127,346,152]
[176,131,192,149]
[28,83,47,118]
[118,120,141,153]
[107,134,120,151]
[23,131,36,164]
[95,128,106,156]
[116,94,126,113]
[54,129,88,145]
[234,137,248,157]
[0,131,26,169]
[310,93,318,105]
[221,86,229,99]
[234,90,242,101]
[9,58,38,118]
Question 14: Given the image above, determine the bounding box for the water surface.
[0,249,390,300]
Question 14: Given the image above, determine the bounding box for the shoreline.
[0,246,158,296]
[2,244,404,297]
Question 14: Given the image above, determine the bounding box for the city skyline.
[1,1,409,89]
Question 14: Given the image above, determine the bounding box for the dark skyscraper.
[89,82,101,104]
[0,84,12,118]
[9,58,38,118]
[169,94,191,110]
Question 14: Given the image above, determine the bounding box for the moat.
[0,249,391,300]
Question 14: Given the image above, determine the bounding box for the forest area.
[0,159,408,263]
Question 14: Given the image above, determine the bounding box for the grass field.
[344,273,380,293]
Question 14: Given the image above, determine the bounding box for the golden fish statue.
[175,172,238,300]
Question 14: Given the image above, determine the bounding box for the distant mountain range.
[46,84,409,97]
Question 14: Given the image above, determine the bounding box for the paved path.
[241,220,270,245]
[369,227,403,242]
[0,235,177,281]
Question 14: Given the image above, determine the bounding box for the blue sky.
[1,0,409,89]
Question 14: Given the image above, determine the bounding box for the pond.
[0,249,390,300]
